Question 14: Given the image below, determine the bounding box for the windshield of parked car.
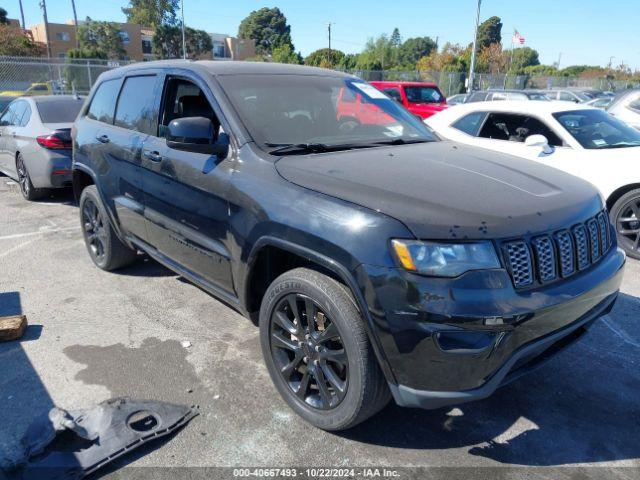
[217,74,436,153]
[37,98,84,123]
[553,109,640,149]
[526,92,550,101]
[403,86,444,104]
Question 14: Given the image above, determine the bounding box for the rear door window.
[87,79,121,124]
[10,101,27,127]
[114,75,158,134]
[383,88,402,103]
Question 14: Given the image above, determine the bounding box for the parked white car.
[426,101,640,258]
[607,89,640,130]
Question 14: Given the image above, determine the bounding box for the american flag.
[512,30,526,45]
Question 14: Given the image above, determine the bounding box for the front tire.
[610,188,640,259]
[79,185,138,271]
[259,268,390,431]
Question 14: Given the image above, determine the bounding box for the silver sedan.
[0,95,84,200]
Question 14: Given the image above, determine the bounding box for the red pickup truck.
[369,81,448,119]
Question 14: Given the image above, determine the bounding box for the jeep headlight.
[391,240,500,277]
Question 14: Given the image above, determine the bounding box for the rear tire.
[79,185,138,271]
[16,153,43,201]
[610,188,640,260]
[259,267,390,431]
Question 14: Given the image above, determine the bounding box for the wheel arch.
[72,166,96,203]
[606,183,640,212]
[243,236,397,385]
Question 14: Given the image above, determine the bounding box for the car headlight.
[391,239,500,277]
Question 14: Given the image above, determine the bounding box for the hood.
[275,141,603,240]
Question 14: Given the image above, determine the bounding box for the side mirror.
[166,116,229,157]
[525,134,554,154]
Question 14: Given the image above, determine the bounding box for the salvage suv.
[72,61,625,431]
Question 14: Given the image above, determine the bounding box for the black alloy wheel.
[82,198,108,264]
[270,293,348,410]
[615,196,640,257]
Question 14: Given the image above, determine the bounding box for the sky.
[5,0,640,70]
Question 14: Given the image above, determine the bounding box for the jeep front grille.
[503,210,612,289]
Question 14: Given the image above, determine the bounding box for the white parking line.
[0,225,78,241]
[0,238,37,258]
[602,317,640,348]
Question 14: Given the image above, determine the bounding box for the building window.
[57,53,67,59]
[118,31,130,44]
[56,32,70,41]
[213,41,226,58]
[142,39,153,55]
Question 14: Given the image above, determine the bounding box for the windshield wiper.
[372,138,431,146]
[266,143,331,155]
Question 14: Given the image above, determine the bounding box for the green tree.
[271,43,301,64]
[122,0,179,27]
[508,47,539,74]
[398,36,437,67]
[304,48,345,67]
[77,18,126,59]
[0,24,44,56]
[238,7,293,55]
[337,53,359,71]
[0,7,9,25]
[476,16,502,50]
[390,28,402,47]
[152,24,212,59]
[357,35,394,70]
[560,65,596,77]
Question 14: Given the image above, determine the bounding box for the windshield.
[527,93,550,101]
[37,98,84,123]
[403,86,444,104]
[553,109,640,149]
[217,74,436,153]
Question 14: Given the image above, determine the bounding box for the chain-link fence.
[1,56,638,98]
[0,56,134,96]
[353,70,638,96]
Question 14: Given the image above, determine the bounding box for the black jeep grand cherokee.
[72,61,625,430]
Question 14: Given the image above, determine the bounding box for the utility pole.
[467,0,482,92]
[556,52,562,70]
[327,22,332,67]
[18,0,26,30]
[70,0,79,48]
[180,0,186,59]
[608,56,616,69]
[435,36,439,52]
[39,0,52,59]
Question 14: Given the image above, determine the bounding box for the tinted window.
[553,109,640,149]
[19,103,31,127]
[87,79,120,124]
[383,88,402,102]
[404,86,443,103]
[479,112,563,146]
[37,98,83,123]
[114,75,157,134]
[452,111,486,136]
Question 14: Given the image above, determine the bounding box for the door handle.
[96,134,110,143]
[143,150,163,162]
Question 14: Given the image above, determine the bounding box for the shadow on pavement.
[0,292,56,467]
[112,257,177,278]
[340,292,640,466]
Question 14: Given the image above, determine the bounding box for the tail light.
[37,131,72,150]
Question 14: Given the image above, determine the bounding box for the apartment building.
[28,20,255,62]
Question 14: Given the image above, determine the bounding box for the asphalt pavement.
[1,177,639,478]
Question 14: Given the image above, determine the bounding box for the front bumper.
[355,246,625,409]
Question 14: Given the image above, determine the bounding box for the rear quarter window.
[452,111,486,136]
[87,79,121,124]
